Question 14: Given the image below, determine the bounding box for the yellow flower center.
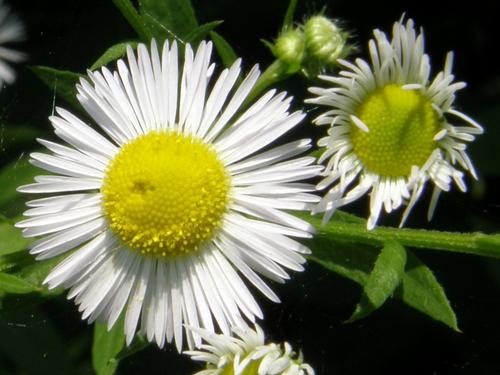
[101,131,230,259]
[351,84,442,177]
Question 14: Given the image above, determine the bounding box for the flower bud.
[304,15,348,67]
[271,28,305,72]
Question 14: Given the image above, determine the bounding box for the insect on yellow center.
[350,84,443,177]
[101,131,230,259]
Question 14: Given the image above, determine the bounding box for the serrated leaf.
[396,250,459,331]
[282,0,298,31]
[0,272,40,294]
[0,155,41,212]
[30,66,82,111]
[210,31,238,68]
[139,0,198,42]
[91,41,139,71]
[92,317,126,375]
[112,0,151,40]
[0,221,30,255]
[185,21,223,46]
[348,240,407,321]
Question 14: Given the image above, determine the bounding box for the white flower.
[0,0,25,87]
[16,40,322,351]
[307,18,483,229]
[185,325,315,375]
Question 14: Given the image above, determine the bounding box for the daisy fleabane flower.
[185,325,315,375]
[307,18,483,229]
[16,40,322,351]
[0,0,25,87]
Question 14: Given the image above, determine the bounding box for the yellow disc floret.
[101,131,230,259]
[351,84,442,177]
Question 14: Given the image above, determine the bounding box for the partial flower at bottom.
[185,325,315,375]
[16,40,322,351]
[307,18,483,229]
[0,0,25,87]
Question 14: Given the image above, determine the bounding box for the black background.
[1,1,500,374]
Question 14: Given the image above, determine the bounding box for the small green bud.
[304,15,348,67]
[270,28,305,73]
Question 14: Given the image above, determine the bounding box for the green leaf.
[115,334,150,361]
[348,241,407,321]
[308,236,377,286]
[92,317,126,375]
[91,41,139,71]
[0,221,31,255]
[0,155,40,212]
[112,0,151,40]
[0,272,40,294]
[30,66,82,111]
[139,0,198,42]
[210,31,238,68]
[15,255,65,297]
[185,21,223,45]
[396,250,459,331]
[307,214,459,330]
[282,0,299,31]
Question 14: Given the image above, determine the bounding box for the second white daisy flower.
[16,40,322,351]
[307,18,482,229]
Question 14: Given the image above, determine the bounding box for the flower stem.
[303,213,500,259]
[244,59,291,106]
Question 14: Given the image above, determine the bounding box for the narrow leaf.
[348,240,407,321]
[0,272,40,294]
[282,0,299,30]
[115,334,150,361]
[30,66,82,111]
[185,21,223,46]
[139,0,198,41]
[91,41,139,71]
[396,250,459,331]
[112,0,151,40]
[92,317,126,375]
[210,31,238,68]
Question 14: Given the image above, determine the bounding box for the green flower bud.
[271,28,305,72]
[304,15,348,67]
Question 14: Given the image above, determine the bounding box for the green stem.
[304,213,500,259]
[244,60,291,107]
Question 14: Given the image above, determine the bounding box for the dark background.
[1,1,500,374]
